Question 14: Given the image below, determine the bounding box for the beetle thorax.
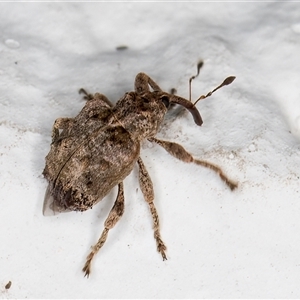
[112,91,168,140]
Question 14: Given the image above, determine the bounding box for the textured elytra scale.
[43,62,237,277]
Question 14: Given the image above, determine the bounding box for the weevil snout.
[170,95,203,126]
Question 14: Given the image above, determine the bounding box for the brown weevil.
[43,62,237,277]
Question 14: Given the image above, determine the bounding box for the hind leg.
[83,182,125,277]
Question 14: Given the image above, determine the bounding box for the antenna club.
[223,76,236,85]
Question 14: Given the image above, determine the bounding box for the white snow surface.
[1,2,300,298]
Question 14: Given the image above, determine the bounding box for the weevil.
[43,62,237,277]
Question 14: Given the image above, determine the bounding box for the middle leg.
[137,157,167,260]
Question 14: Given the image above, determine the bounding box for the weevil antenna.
[189,61,203,102]
[193,76,236,106]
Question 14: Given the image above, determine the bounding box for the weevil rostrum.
[43,62,237,277]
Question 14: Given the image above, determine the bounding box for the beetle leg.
[137,157,167,261]
[78,88,94,101]
[93,93,114,108]
[135,73,162,94]
[79,88,114,107]
[149,137,238,191]
[82,182,125,277]
[51,118,74,143]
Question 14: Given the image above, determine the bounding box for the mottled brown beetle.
[43,62,237,277]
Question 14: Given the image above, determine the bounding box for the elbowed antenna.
[189,60,204,101]
[166,62,235,127]
[188,61,236,106]
[193,76,236,106]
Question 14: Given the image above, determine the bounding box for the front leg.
[137,157,167,260]
[135,73,162,94]
[149,137,238,190]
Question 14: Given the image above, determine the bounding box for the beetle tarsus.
[83,253,94,278]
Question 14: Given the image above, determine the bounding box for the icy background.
[1,2,300,298]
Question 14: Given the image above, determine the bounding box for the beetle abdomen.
[44,125,140,213]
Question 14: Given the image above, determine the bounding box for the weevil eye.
[160,95,170,108]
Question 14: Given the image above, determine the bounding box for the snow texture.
[1,2,300,298]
